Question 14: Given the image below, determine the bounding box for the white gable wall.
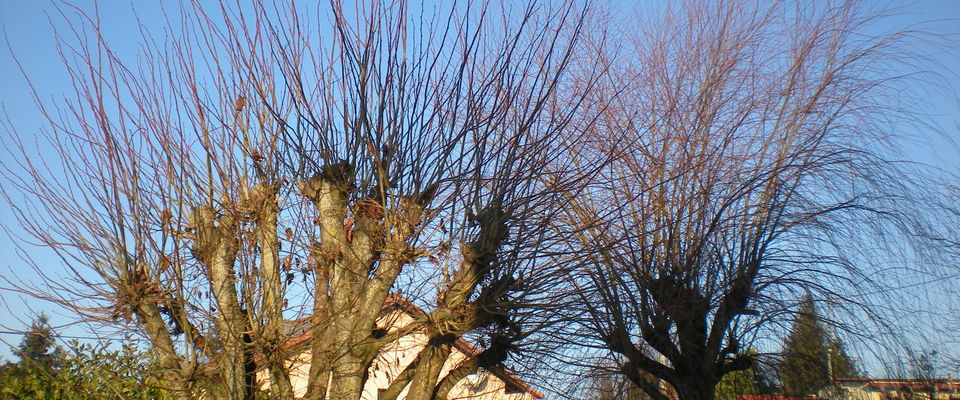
[258,310,537,400]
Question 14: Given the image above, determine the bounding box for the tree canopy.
[1,1,598,399]
[1,1,957,400]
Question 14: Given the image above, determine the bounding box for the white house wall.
[258,310,537,400]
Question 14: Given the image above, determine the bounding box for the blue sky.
[0,0,957,373]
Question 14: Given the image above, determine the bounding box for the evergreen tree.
[15,314,61,370]
[828,338,860,379]
[778,295,859,396]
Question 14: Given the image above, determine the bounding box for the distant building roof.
[834,378,960,391]
[737,395,822,400]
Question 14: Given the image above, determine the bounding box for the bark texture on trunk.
[673,377,719,400]
[294,163,517,400]
[190,206,251,400]
[301,164,390,400]
[403,204,512,400]
[404,341,453,400]
[136,299,194,400]
[245,182,294,400]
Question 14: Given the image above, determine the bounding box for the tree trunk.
[303,169,371,400]
[190,206,250,400]
[673,377,718,400]
[328,351,368,400]
[404,342,453,400]
[249,182,294,400]
[136,301,193,400]
[305,257,332,400]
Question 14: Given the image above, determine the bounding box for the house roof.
[283,293,545,399]
[834,378,960,391]
[736,395,822,400]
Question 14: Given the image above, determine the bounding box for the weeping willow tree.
[557,1,958,400]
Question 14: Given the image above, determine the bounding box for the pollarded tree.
[558,1,953,400]
[1,1,602,400]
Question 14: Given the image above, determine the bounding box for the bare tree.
[556,1,958,400]
[0,1,600,399]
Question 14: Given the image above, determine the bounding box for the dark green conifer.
[16,313,61,370]
[779,295,859,396]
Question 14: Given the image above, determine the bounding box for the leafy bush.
[0,339,169,400]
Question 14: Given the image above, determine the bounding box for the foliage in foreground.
[0,316,168,400]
